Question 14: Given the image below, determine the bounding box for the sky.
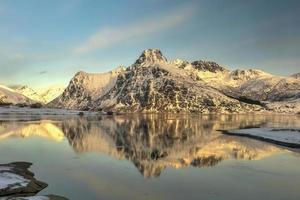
[0,0,299,88]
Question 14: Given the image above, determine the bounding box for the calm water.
[0,114,300,200]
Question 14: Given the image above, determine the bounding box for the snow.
[15,85,65,104]
[0,85,34,105]
[0,170,29,190]
[49,67,124,109]
[224,128,300,148]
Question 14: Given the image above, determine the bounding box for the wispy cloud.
[39,70,48,75]
[73,4,196,54]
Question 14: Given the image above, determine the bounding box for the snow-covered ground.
[0,167,30,190]
[223,128,300,148]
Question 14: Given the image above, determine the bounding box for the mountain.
[15,85,64,104]
[49,49,300,113]
[190,67,300,113]
[95,49,261,113]
[0,85,35,106]
[48,67,125,110]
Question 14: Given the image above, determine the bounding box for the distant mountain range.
[0,84,64,105]
[0,85,35,106]
[1,49,299,113]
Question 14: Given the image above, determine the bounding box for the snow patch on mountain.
[0,85,35,106]
[49,67,125,110]
[15,85,64,104]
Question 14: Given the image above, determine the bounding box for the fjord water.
[0,114,299,200]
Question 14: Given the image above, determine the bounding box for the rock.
[0,162,47,197]
[134,49,167,65]
[0,162,68,199]
[78,112,84,116]
[191,60,226,72]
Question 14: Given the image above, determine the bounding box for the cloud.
[73,4,196,54]
[39,70,48,75]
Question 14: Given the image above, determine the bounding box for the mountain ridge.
[48,49,300,113]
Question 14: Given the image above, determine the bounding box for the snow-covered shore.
[0,162,67,199]
[222,128,300,148]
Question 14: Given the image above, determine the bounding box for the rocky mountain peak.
[191,60,227,72]
[74,71,87,77]
[135,49,167,65]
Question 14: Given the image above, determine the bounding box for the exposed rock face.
[49,67,124,110]
[134,49,167,65]
[191,60,227,72]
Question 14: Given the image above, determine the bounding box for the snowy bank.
[222,128,300,148]
[0,162,67,199]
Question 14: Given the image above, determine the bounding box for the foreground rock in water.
[222,128,300,148]
[0,162,67,199]
[0,162,47,197]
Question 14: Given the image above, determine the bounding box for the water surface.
[0,114,299,200]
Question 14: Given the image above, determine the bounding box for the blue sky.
[0,0,299,88]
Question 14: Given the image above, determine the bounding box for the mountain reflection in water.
[1,114,299,178]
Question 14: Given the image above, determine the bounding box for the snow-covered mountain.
[48,67,125,110]
[0,85,36,106]
[95,49,261,113]
[49,49,300,113]
[15,85,65,104]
